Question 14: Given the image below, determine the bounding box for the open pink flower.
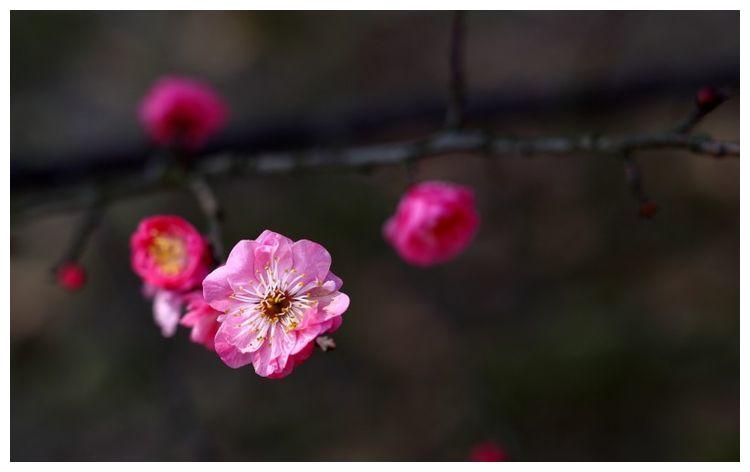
[203,230,350,378]
[179,291,221,350]
[130,215,212,292]
[139,76,227,150]
[383,181,480,267]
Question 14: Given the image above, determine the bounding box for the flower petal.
[215,338,254,369]
[152,289,183,337]
[292,239,332,286]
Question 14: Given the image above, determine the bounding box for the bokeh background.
[10,11,739,461]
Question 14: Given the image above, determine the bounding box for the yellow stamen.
[149,234,186,275]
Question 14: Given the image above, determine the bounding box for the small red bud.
[57,263,87,291]
[639,201,660,219]
[469,441,509,462]
[696,86,726,112]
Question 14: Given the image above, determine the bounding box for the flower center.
[259,288,292,319]
[149,234,186,275]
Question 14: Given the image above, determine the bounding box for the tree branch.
[11,128,738,221]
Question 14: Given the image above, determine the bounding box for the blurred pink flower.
[179,290,221,350]
[469,441,509,462]
[383,181,480,267]
[130,215,212,292]
[203,230,349,378]
[139,76,227,150]
[56,263,87,291]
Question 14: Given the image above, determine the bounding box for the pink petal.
[214,337,254,369]
[215,314,268,354]
[291,239,332,285]
[253,230,293,275]
[152,289,183,337]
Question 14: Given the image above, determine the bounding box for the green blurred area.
[10,11,739,461]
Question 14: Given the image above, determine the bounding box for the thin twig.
[621,152,659,218]
[445,11,466,129]
[187,175,226,263]
[674,86,730,134]
[51,192,104,271]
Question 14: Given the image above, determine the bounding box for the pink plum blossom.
[131,215,212,292]
[179,291,221,350]
[139,76,227,150]
[383,181,480,267]
[203,230,350,378]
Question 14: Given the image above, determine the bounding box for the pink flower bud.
[130,215,212,291]
[695,86,727,112]
[139,76,227,151]
[383,181,480,267]
[57,263,87,291]
[469,441,509,462]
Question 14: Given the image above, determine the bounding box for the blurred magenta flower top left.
[139,76,228,150]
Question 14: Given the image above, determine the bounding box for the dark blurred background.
[10,11,739,461]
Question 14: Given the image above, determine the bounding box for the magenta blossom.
[131,215,212,292]
[179,290,221,350]
[383,181,480,267]
[203,230,350,378]
[139,76,227,150]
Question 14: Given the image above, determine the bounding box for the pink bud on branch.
[695,86,728,113]
[56,263,87,292]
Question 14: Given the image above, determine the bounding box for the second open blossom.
[130,215,212,291]
[203,230,349,378]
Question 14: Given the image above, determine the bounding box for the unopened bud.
[696,86,727,112]
[57,263,87,291]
